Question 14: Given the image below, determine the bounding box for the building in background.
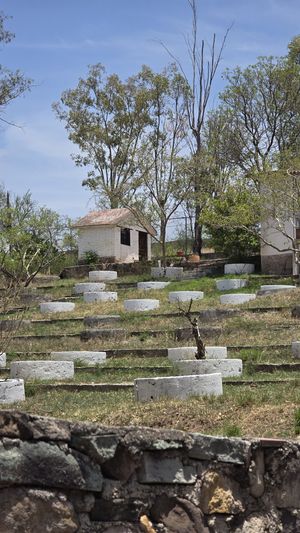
[73,208,155,263]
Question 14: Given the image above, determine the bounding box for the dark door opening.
[138,231,148,261]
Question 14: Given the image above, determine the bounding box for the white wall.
[260,218,294,257]
[78,226,117,259]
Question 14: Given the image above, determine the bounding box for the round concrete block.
[89,270,117,281]
[168,346,228,362]
[0,352,6,368]
[224,263,255,275]
[134,373,223,402]
[137,281,170,290]
[40,302,75,314]
[10,361,74,381]
[260,284,296,292]
[73,282,105,294]
[216,279,248,291]
[176,358,242,378]
[51,351,106,365]
[83,291,118,303]
[292,341,300,358]
[168,291,204,303]
[0,379,25,404]
[220,293,256,305]
[124,299,160,312]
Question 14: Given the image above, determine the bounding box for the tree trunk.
[160,222,167,268]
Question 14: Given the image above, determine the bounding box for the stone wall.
[1,411,299,532]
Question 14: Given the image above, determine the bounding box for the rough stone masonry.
[0,410,299,532]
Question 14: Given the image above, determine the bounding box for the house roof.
[73,208,156,236]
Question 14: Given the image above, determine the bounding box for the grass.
[2,272,300,438]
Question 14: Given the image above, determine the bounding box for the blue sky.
[1,0,299,220]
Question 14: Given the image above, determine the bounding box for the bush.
[83,250,100,264]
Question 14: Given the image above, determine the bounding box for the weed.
[223,424,242,437]
[294,408,300,435]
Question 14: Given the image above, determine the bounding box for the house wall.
[78,224,152,263]
[260,219,294,274]
[78,226,117,260]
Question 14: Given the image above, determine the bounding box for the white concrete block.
[0,379,25,404]
[216,279,248,291]
[292,341,300,358]
[51,351,106,365]
[40,302,75,314]
[89,270,117,281]
[124,299,160,312]
[83,291,118,303]
[168,346,228,362]
[169,291,204,303]
[220,293,256,305]
[260,284,296,293]
[224,263,255,275]
[176,358,243,378]
[137,281,170,290]
[73,282,105,294]
[0,352,6,368]
[10,361,74,381]
[134,373,223,402]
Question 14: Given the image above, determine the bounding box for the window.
[120,227,131,246]
[296,218,300,240]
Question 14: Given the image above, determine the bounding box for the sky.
[1,0,300,222]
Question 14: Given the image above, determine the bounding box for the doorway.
[138,231,148,261]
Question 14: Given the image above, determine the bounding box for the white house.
[73,208,156,263]
[260,216,300,275]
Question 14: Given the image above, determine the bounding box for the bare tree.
[177,299,205,359]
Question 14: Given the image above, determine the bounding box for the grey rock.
[138,452,196,484]
[71,434,118,463]
[84,315,121,327]
[189,434,252,465]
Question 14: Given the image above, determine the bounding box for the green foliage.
[83,250,99,265]
[294,408,300,435]
[222,424,242,437]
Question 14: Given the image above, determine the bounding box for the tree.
[0,190,65,286]
[219,56,300,183]
[53,64,151,208]
[0,11,32,126]
[132,65,190,265]
[162,0,230,255]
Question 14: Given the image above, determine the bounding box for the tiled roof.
[73,208,156,235]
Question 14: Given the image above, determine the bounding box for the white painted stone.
[83,291,118,303]
[124,299,160,312]
[224,263,255,275]
[216,279,248,291]
[73,282,105,294]
[169,291,204,303]
[0,379,25,404]
[168,346,227,362]
[89,270,117,281]
[292,341,300,358]
[220,293,256,305]
[134,373,223,402]
[50,351,106,365]
[260,284,296,293]
[176,358,243,378]
[40,302,75,313]
[0,352,6,368]
[10,361,74,381]
[137,281,170,290]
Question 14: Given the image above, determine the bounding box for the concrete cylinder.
[0,379,25,404]
[168,291,204,303]
[89,271,117,281]
[168,346,228,362]
[260,285,296,293]
[216,279,248,291]
[83,291,118,303]
[10,361,74,381]
[137,281,170,290]
[40,302,75,313]
[220,293,256,305]
[74,282,105,294]
[224,263,255,275]
[134,373,223,402]
[0,352,6,368]
[124,299,160,312]
[51,351,106,365]
[176,358,243,378]
[292,341,300,358]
